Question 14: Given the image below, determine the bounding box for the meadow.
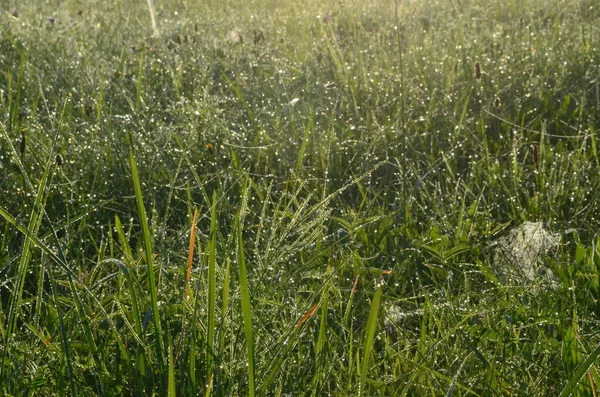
[1,0,599,395]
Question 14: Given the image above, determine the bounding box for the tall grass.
[1,0,600,395]
[235,177,256,396]
[128,132,167,387]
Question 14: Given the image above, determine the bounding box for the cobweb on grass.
[493,221,561,289]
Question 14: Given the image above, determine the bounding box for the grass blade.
[216,258,231,392]
[311,282,330,396]
[113,215,147,385]
[168,343,176,397]
[236,179,256,397]
[189,285,199,396]
[206,193,217,396]
[128,135,166,385]
[359,282,383,397]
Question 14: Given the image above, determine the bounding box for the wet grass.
[1,0,600,395]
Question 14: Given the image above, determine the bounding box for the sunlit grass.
[1,0,599,395]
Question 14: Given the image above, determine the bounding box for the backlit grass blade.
[236,179,255,397]
[359,283,383,397]
[185,208,198,301]
[128,134,166,384]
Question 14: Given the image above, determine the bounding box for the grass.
[0,0,600,395]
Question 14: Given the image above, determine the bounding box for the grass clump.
[1,0,600,395]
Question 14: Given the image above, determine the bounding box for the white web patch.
[493,221,561,288]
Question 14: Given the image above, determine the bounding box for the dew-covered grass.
[1,0,600,395]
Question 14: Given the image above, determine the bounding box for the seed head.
[474,62,482,79]
[494,97,501,109]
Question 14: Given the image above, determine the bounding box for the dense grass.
[1,0,600,395]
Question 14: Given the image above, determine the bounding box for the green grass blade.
[311,281,330,396]
[236,179,256,397]
[128,135,166,385]
[168,343,176,397]
[359,283,383,397]
[217,257,231,367]
[34,250,46,329]
[114,214,134,260]
[206,192,218,397]
[189,284,199,396]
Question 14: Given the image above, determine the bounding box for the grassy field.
[1,0,599,395]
